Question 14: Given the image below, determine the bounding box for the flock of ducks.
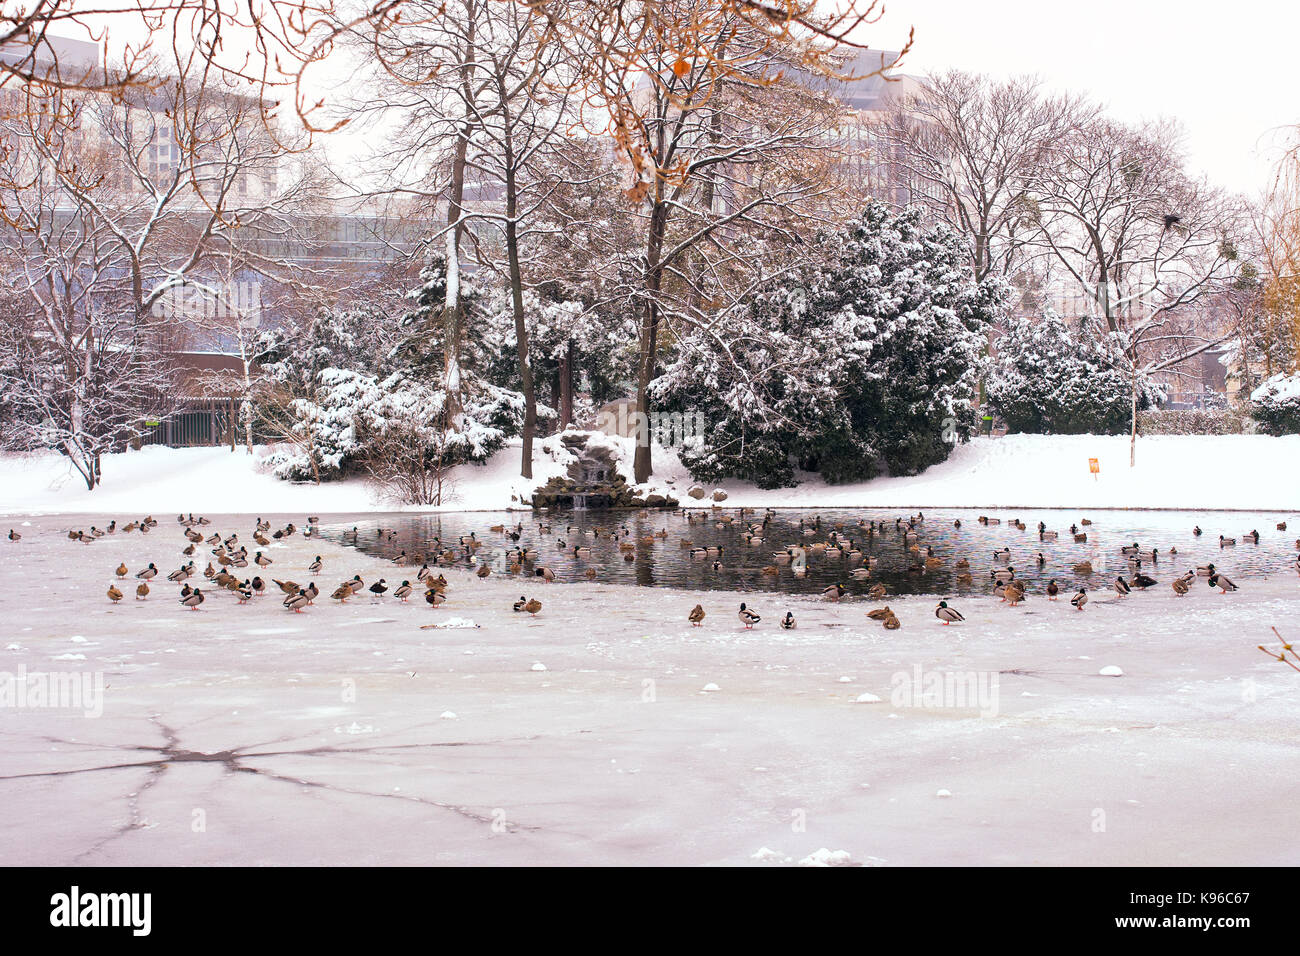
[13,505,1300,630]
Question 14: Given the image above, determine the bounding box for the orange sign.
[1089,458,1100,475]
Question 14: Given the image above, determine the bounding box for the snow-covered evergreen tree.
[987,310,1156,434]
[1250,371,1300,435]
[656,202,1001,488]
[256,258,523,483]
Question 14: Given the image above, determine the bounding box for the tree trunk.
[559,338,574,428]
[504,174,535,481]
[441,9,476,424]
[633,202,669,484]
[1129,371,1138,467]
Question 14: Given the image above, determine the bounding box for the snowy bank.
[2,432,1297,515]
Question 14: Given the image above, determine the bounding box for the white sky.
[869,0,1299,198]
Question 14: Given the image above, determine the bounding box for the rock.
[644,494,667,508]
[711,488,728,502]
[687,485,707,500]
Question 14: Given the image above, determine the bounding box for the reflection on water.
[321,507,1300,597]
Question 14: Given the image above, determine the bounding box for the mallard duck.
[1113,576,1131,596]
[868,583,887,600]
[1073,532,1087,543]
[476,564,491,579]
[1070,587,1088,611]
[134,562,157,580]
[1172,575,1190,596]
[687,604,706,626]
[993,547,1011,562]
[369,579,388,598]
[1193,525,1202,536]
[1243,530,1260,544]
[274,578,299,595]
[1039,529,1058,541]
[991,566,1016,583]
[180,588,204,611]
[1196,563,1215,577]
[1208,571,1238,593]
[866,606,893,620]
[935,601,964,625]
[954,558,970,570]
[524,598,542,615]
[347,575,365,594]
[1130,572,1157,589]
[237,581,253,603]
[167,562,194,582]
[956,571,973,585]
[134,580,149,600]
[425,588,446,607]
[1080,519,1092,526]
[738,603,761,629]
[332,583,356,603]
[107,584,123,603]
[535,566,555,583]
[251,576,266,597]
[882,611,901,630]
[114,562,129,578]
[849,567,872,580]
[821,583,845,601]
[6,529,21,541]
[1072,560,1093,574]
[1278,522,1289,531]
[1005,580,1026,606]
[1220,535,1236,547]
[255,552,272,568]
[284,590,311,613]
[1046,579,1059,600]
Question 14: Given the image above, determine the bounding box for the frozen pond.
[322,507,1300,597]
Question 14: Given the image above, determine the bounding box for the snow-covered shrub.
[1136,407,1250,435]
[1250,371,1300,436]
[254,258,524,483]
[987,311,1152,435]
[655,203,1000,488]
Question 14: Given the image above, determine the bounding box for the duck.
[1278,522,1288,531]
[284,590,311,613]
[882,611,901,630]
[993,547,1011,562]
[1039,529,1058,541]
[866,606,893,620]
[237,581,254,604]
[1072,560,1093,574]
[347,575,365,594]
[7,529,20,541]
[331,584,353,603]
[935,601,964,625]
[513,596,529,612]
[425,587,447,607]
[738,603,761,629]
[1196,563,1215,577]
[535,566,556,583]
[1073,532,1087,543]
[1113,576,1131,596]
[1120,542,1141,555]
[1243,530,1260,544]
[1070,587,1088,611]
[1046,579,1059,600]
[1130,572,1157,589]
[274,578,300,595]
[1004,580,1027,606]
[821,583,845,601]
[1220,535,1236,547]
[476,564,491,579]
[1208,571,1238,593]
[179,588,204,611]
[1171,575,1190,596]
[369,579,388,598]
[391,581,412,602]
[107,584,124,603]
[135,581,150,600]
[991,566,1016,583]
[251,576,266,597]
[524,598,542,616]
[136,563,158,581]
[308,556,323,574]
[868,583,887,600]
[849,567,872,579]
[255,552,272,567]
[168,562,195,583]
[1193,525,1202,536]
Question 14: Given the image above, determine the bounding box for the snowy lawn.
[1,514,1298,865]
[2,432,1297,516]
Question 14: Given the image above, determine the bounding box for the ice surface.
[0,512,1298,865]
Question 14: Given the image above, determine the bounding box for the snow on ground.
[2,432,1297,516]
[1,513,1299,865]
